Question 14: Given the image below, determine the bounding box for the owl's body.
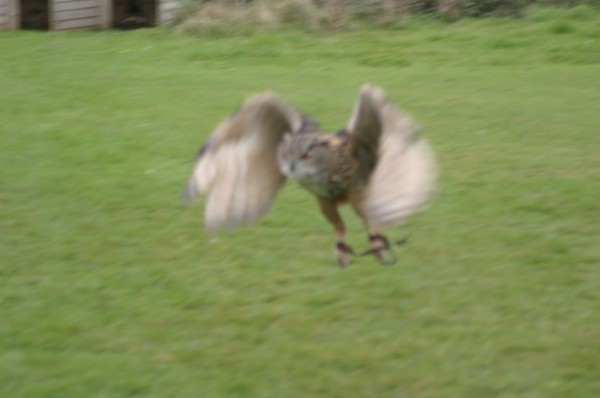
[184,85,437,266]
[278,132,357,201]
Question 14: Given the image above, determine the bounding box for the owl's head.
[277,133,330,181]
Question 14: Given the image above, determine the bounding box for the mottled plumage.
[278,132,355,199]
[184,85,437,266]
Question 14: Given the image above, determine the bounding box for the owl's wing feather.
[184,93,306,233]
[347,85,437,228]
[346,86,383,181]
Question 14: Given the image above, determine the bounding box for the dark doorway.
[113,0,156,29]
[20,0,49,29]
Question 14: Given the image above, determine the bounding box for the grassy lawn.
[1,7,599,397]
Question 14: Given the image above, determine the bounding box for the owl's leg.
[318,198,353,267]
[367,233,397,265]
[351,202,397,265]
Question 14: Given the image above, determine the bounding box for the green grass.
[1,8,600,397]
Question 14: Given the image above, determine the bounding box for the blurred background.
[1,0,599,397]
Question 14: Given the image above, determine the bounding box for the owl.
[184,84,437,266]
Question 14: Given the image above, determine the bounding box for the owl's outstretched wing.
[347,85,437,228]
[184,93,309,233]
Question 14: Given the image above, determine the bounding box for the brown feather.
[184,93,307,233]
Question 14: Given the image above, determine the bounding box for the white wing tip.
[183,177,199,205]
[360,84,387,104]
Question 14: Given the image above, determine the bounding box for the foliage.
[1,8,600,397]
[176,0,600,33]
[176,0,326,35]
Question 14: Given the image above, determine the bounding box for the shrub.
[176,0,327,36]
[175,0,600,35]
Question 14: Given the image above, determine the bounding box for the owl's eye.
[301,153,311,160]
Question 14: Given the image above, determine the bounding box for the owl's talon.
[335,241,354,267]
[376,249,398,266]
[369,234,398,266]
[336,241,355,254]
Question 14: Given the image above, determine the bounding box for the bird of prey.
[184,84,437,267]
